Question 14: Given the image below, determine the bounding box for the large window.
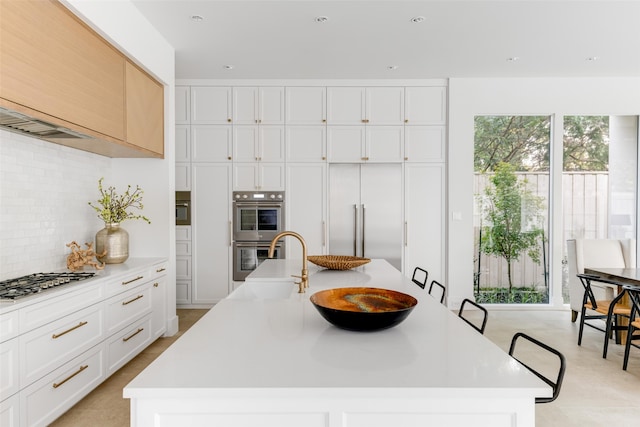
[474,115,638,305]
[473,116,550,304]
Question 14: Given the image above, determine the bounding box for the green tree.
[479,163,545,290]
[563,116,609,171]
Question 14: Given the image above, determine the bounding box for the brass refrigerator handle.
[52,321,88,339]
[53,365,88,389]
[353,204,358,256]
[361,204,366,257]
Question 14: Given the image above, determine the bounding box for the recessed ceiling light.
[411,16,425,23]
[190,15,204,22]
[315,16,329,23]
[388,65,399,70]
[222,65,234,70]
[506,57,520,62]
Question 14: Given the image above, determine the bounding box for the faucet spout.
[268,231,308,293]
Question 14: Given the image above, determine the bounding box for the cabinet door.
[286,163,326,256]
[404,164,444,281]
[192,125,232,162]
[327,87,366,124]
[405,126,446,162]
[176,281,191,305]
[259,164,286,190]
[192,164,231,304]
[175,125,190,162]
[366,87,404,125]
[327,126,366,162]
[175,163,190,191]
[233,163,259,190]
[233,87,259,124]
[258,87,285,124]
[150,276,167,339]
[191,86,232,124]
[404,87,447,125]
[125,61,164,155]
[233,126,259,161]
[259,126,285,162]
[285,87,326,125]
[366,126,404,162]
[286,126,326,162]
[175,86,190,124]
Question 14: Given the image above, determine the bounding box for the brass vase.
[95,223,129,264]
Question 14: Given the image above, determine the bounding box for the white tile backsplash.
[0,130,110,280]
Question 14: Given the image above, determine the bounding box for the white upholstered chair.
[566,239,636,322]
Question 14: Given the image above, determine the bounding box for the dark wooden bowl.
[310,287,418,331]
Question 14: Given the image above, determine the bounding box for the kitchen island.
[124,259,550,427]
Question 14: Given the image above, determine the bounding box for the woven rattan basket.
[307,255,371,270]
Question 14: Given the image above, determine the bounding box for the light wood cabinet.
[125,61,164,156]
[0,0,164,158]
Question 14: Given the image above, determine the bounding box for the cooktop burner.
[0,272,96,300]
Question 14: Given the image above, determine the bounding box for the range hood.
[0,106,93,140]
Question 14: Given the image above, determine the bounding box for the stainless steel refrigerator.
[328,164,403,270]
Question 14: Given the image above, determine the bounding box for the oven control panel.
[233,191,284,201]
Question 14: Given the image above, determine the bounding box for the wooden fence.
[473,172,609,291]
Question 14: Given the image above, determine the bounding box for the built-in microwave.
[176,191,191,226]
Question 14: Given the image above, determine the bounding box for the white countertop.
[0,258,165,315]
[125,259,549,399]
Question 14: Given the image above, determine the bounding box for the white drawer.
[106,315,151,376]
[0,310,19,343]
[176,256,192,280]
[20,304,104,387]
[21,344,105,427]
[150,260,168,280]
[0,337,19,400]
[104,268,149,297]
[176,240,192,256]
[20,283,103,334]
[105,283,152,336]
[176,225,191,241]
[0,391,19,427]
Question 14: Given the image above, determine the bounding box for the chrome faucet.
[268,231,308,293]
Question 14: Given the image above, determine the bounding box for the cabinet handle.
[404,157,409,161]
[52,321,88,339]
[123,328,144,342]
[322,221,326,247]
[227,118,232,123]
[405,222,408,246]
[361,119,366,123]
[122,276,144,285]
[156,267,166,273]
[228,156,232,160]
[322,156,326,160]
[122,294,144,305]
[255,119,259,124]
[229,221,232,247]
[153,282,159,288]
[405,119,409,123]
[322,119,326,123]
[53,365,88,389]
[361,157,367,161]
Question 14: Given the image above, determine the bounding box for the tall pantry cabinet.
[175,83,447,307]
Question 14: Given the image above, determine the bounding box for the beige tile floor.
[50,309,639,426]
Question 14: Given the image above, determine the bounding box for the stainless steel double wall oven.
[232,191,285,281]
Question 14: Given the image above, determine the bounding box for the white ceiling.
[131,0,640,80]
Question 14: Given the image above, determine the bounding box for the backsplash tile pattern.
[0,130,109,280]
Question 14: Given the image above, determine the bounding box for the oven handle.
[234,203,283,208]
[234,242,282,248]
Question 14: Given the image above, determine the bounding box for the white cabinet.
[404,86,447,125]
[327,126,403,162]
[175,86,190,124]
[0,392,18,427]
[176,226,192,306]
[327,87,404,125]
[192,164,232,304]
[191,86,232,124]
[286,126,326,162]
[286,163,327,256]
[233,87,285,125]
[404,126,446,162]
[0,337,19,400]
[233,163,285,191]
[150,262,168,339]
[175,163,190,191]
[175,125,190,162]
[233,126,285,162]
[404,164,445,282]
[285,87,326,124]
[191,125,232,162]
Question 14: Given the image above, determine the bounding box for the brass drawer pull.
[123,328,144,342]
[52,321,88,339]
[122,276,144,285]
[156,267,166,273]
[153,282,159,288]
[122,295,144,305]
[53,365,88,389]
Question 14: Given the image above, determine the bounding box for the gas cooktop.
[0,272,96,300]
